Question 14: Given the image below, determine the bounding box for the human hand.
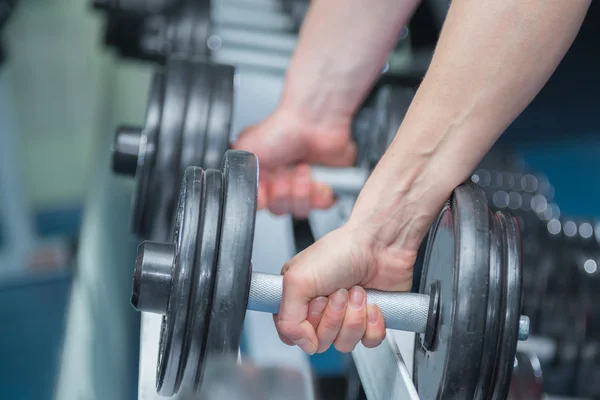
[274,222,418,354]
[232,106,357,218]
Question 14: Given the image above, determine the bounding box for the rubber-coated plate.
[373,85,413,164]
[167,0,210,57]
[203,63,234,170]
[179,62,234,173]
[474,211,503,398]
[156,167,201,396]
[492,212,522,399]
[201,150,258,382]
[413,182,490,399]
[146,58,188,241]
[179,62,211,174]
[178,167,222,394]
[131,71,163,237]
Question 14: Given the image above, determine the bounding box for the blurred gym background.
[0,0,598,399]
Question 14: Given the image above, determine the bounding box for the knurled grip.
[248,272,430,334]
[311,167,369,196]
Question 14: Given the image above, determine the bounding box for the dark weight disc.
[491,212,523,399]
[129,71,162,237]
[156,167,202,396]
[179,62,211,174]
[144,58,189,241]
[178,168,222,394]
[180,62,234,172]
[201,150,258,382]
[202,63,234,170]
[372,85,413,167]
[140,0,210,61]
[413,183,490,399]
[474,211,503,398]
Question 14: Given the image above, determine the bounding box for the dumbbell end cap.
[112,125,142,176]
[131,241,174,314]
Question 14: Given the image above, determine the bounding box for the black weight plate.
[179,61,212,174]
[202,63,234,170]
[131,71,163,237]
[178,168,222,394]
[167,0,210,58]
[201,150,258,382]
[146,58,189,241]
[474,211,503,398]
[492,212,522,400]
[179,62,234,173]
[370,85,413,168]
[413,182,490,399]
[156,167,202,396]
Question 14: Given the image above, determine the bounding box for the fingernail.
[349,287,364,310]
[310,297,328,316]
[367,305,379,324]
[331,289,348,311]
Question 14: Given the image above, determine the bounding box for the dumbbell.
[130,149,529,398]
[101,0,301,68]
[112,58,413,240]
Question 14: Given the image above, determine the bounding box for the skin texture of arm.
[274,0,591,355]
[348,0,592,254]
[280,0,421,131]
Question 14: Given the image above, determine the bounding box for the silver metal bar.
[211,3,295,31]
[212,25,297,54]
[311,166,369,196]
[249,272,430,334]
[211,46,290,72]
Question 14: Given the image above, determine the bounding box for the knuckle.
[319,316,342,332]
[334,339,357,353]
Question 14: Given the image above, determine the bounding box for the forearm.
[350,0,590,249]
[280,0,420,129]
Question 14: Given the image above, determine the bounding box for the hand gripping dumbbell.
[111,58,413,240]
[130,149,529,399]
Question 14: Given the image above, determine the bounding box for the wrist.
[278,83,354,135]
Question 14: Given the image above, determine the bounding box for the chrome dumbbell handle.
[310,167,369,196]
[248,272,430,333]
[248,272,531,340]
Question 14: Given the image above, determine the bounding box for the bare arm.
[279,0,421,130]
[349,0,591,250]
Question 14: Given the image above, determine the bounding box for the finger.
[361,304,386,348]
[307,296,328,331]
[291,164,311,218]
[273,314,295,346]
[277,270,320,354]
[268,167,292,215]
[310,182,335,210]
[333,286,367,353]
[315,288,348,353]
